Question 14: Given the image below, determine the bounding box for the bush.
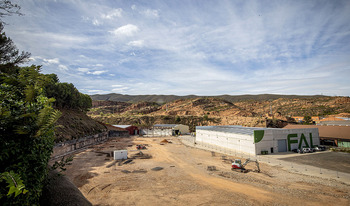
[0,65,61,204]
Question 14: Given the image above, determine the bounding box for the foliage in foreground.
[0,12,92,203]
[0,65,62,204]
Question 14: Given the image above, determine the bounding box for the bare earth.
[64,137,350,206]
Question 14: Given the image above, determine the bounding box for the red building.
[113,125,139,135]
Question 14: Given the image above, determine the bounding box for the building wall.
[174,125,190,135]
[255,128,320,154]
[154,128,173,136]
[339,140,350,148]
[140,128,172,136]
[196,129,256,155]
[196,127,320,155]
[109,130,129,137]
[125,126,139,135]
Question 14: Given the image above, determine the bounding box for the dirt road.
[65,137,350,205]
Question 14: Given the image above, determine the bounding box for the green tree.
[303,115,312,125]
[0,23,30,73]
[0,0,22,22]
[0,65,62,204]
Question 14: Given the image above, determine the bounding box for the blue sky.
[3,0,350,96]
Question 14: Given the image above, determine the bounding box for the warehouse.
[142,124,190,136]
[195,126,320,155]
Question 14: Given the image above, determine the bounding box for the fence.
[178,135,350,184]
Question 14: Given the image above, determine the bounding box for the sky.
[3,0,350,96]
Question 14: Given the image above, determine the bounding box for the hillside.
[55,109,107,142]
[90,93,327,103]
[88,96,350,131]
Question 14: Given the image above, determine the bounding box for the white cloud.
[87,89,108,94]
[90,70,107,75]
[127,40,144,47]
[110,24,139,37]
[112,84,124,87]
[58,65,68,71]
[131,5,136,10]
[43,58,59,65]
[101,8,123,19]
[112,87,129,93]
[142,9,159,18]
[92,18,101,26]
[77,67,107,75]
[77,67,90,72]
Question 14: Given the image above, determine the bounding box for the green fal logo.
[254,130,265,143]
[287,133,315,151]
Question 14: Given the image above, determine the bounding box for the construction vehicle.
[231,158,260,173]
[136,144,147,150]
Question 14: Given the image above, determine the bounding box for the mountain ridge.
[90,93,328,103]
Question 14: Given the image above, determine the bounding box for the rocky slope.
[55,109,107,142]
[88,96,350,131]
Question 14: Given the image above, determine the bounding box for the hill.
[90,93,327,103]
[55,109,107,142]
[88,96,350,131]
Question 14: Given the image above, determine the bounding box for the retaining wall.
[52,132,109,159]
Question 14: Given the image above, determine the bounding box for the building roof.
[320,117,346,121]
[196,125,268,136]
[283,124,350,140]
[154,124,179,128]
[317,121,350,126]
[113,125,134,129]
[103,124,128,131]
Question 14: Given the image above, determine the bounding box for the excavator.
[231,158,260,173]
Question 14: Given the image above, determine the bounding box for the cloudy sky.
[3,0,350,96]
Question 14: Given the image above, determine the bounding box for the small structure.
[113,125,139,135]
[114,150,128,160]
[141,124,189,136]
[102,123,129,137]
[195,125,320,155]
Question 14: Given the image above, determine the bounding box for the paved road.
[179,135,350,185]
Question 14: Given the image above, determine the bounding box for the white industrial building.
[195,126,320,155]
[142,124,190,136]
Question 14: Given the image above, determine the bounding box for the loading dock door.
[278,139,287,152]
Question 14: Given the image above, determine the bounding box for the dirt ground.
[64,137,350,206]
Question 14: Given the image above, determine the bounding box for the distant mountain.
[90,93,327,103]
[89,96,350,130]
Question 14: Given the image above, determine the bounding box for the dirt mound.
[160,139,170,143]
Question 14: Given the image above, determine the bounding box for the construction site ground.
[64,136,350,206]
